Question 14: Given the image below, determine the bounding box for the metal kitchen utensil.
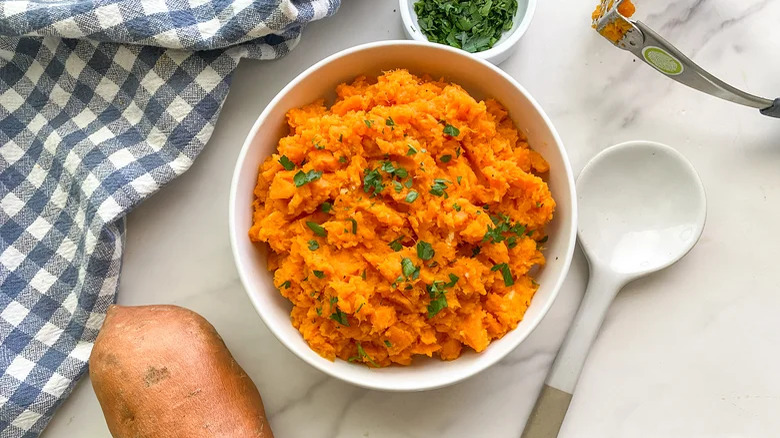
[593,0,780,118]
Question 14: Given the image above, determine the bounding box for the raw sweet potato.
[90,305,274,438]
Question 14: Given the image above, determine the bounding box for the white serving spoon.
[521,140,707,438]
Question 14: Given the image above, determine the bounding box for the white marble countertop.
[42,0,780,436]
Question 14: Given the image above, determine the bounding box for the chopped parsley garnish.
[414,0,519,53]
[539,235,549,243]
[308,240,320,251]
[350,342,379,367]
[407,144,418,156]
[471,246,481,257]
[388,235,405,252]
[338,134,343,142]
[440,154,452,163]
[306,221,327,237]
[384,340,393,348]
[330,309,349,326]
[482,214,528,245]
[404,179,413,189]
[401,257,418,279]
[339,156,348,163]
[405,190,419,203]
[426,280,449,319]
[293,170,322,187]
[355,303,364,313]
[386,117,395,126]
[314,142,325,150]
[457,176,463,184]
[363,168,384,195]
[416,241,435,261]
[280,280,291,289]
[321,202,332,213]
[452,203,461,211]
[444,273,459,288]
[364,119,374,128]
[429,179,450,197]
[507,236,518,249]
[313,270,325,279]
[348,218,358,234]
[456,146,461,157]
[361,269,367,280]
[491,263,515,286]
[279,155,295,170]
[316,307,322,316]
[443,124,460,137]
[393,181,403,193]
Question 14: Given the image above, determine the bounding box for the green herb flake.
[348,218,358,234]
[308,240,320,251]
[404,179,414,189]
[278,155,295,171]
[280,280,291,289]
[386,117,395,127]
[445,273,459,288]
[456,147,462,158]
[393,180,403,193]
[539,235,549,243]
[401,258,417,278]
[321,202,333,213]
[364,119,374,128]
[355,303,365,314]
[452,203,461,211]
[491,263,515,287]
[471,246,481,257]
[407,144,418,156]
[330,309,349,326]
[339,156,348,164]
[405,190,419,203]
[457,176,463,184]
[306,221,327,237]
[356,342,379,367]
[293,170,322,187]
[388,235,405,252]
[384,340,393,348]
[440,154,452,163]
[316,307,322,316]
[361,269,367,280]
[313,270,325,279]
[416,241,435,261]
[363,168,384,195]
[429,179,449,197]
[443,124,460,137]
[338,134,343,142]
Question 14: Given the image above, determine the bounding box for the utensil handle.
[760,99,780,118]
[520,267,623,438]
[546,267,622,393]
[520,385,573,438]
[629,20,774,111]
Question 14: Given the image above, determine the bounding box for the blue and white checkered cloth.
[0,0,338,435]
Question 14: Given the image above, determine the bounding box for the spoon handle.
[521,267,623,438]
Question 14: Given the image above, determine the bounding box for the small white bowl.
[399,0,537,65]
[229,41,576,391]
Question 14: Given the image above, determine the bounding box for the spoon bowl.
[577,141,707,278]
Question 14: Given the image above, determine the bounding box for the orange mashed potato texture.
[249,70,555,367]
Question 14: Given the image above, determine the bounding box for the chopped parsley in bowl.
[400,0,536,64]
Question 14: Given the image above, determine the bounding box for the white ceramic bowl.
[229,41,576,391]
[399,0,537,65]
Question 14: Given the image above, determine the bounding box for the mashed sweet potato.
[592,0,636,43]
[249,70,555,367]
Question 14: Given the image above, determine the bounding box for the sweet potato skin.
[90,305,274,438]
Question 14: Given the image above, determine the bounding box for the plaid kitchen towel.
[0,0,339,436]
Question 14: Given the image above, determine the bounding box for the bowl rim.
[229,40,577,391]
[398,0,538,61]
